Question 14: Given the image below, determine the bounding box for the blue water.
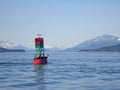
[0,52,120,90]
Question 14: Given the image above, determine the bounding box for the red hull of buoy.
[32,59,47,65]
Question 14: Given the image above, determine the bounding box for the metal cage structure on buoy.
[32,34,48,64]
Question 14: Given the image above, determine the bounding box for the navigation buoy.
[32,34,48,64]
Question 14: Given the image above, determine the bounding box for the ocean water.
[0,52,120,90]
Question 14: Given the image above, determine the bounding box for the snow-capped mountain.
[0,40,17,48]
[45,47,62,52]
[45,45,63,52]
[0,40,62,52]
[1,35,120,52]
[0,40,28,50]
[64,35,120,52]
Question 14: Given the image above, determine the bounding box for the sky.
[0,0,120,48]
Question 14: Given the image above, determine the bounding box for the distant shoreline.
[0,47,25,52]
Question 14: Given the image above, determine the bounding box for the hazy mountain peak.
[64,35,120,52]
[93,35,119,41]
[45,45,63,52]
[0,40,18,48]
[0,40,29,51]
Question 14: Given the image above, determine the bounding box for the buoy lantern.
[32,34,48,64]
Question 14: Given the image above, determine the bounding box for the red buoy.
[33,59,47,64]
[33,34,48,65]
[32,56,48,64]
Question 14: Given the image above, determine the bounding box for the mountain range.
[0,35,120,52]
[0,40,28,50]
[64,35,120,52]
[0,40,26,52]
[0,40,61,52]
